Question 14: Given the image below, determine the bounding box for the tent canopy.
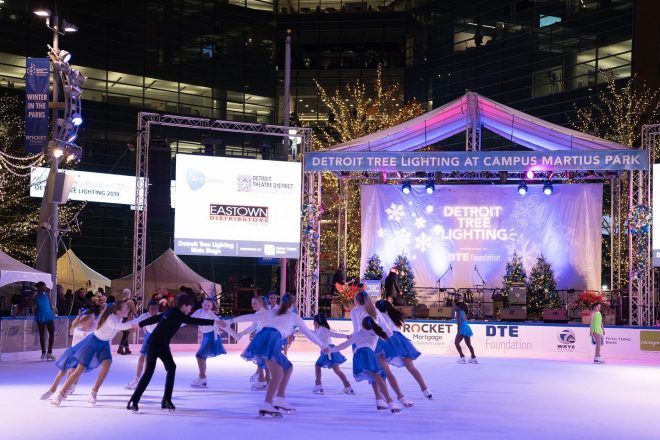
[57,249,111,293]
[330,93,630,152]
[111,249,221,298]
[0,250,52,289]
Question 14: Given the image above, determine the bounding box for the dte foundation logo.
[556,329,576,352]
[209,204,269,223]
[402,323,452,344]
[485,325,533,352]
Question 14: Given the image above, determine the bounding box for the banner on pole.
[24,58,51,153]
[304,151,648,172]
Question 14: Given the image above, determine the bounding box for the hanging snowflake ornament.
[414,216,426,229]
[385,203,406,222]
[415,232,432,253]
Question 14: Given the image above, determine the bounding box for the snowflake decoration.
[431,225,444,236]
[415,232,432,253]
[393,228,412,250]
[425,205,434,214]
[377,228,385,238]
[414,216,427,229]
[385,203,406,222]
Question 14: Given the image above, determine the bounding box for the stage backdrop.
[360,184,602,290]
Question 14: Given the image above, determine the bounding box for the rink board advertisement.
[174,155,302,258]
[234,320,660,362]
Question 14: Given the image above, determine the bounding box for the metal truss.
[465,92,481,152]
[133,112,311,311]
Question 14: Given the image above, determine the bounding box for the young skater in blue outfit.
[454,298,477,364]
[311,313,353,395]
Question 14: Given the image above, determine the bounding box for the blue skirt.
[315,345,346,368]
[352,347,386,384]
[139,331,151,355]
[241,327,292,370]
[55,334,111,373]
[196,331,227,359]
[384,332,421,367]
[375,339,391,357]
[459,323,473,337]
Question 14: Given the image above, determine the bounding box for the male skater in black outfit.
[127,292,219,412]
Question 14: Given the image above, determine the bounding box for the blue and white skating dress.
[379,313,421,367]
[457,309,473,337]
[314,326,348,368]
[192,309,227,359]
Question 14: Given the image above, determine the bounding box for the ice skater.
[40,309,96,400]
[125,300,160,390]
[591,303,605,364]
[327,316,401,414]
[375,300,432,399]
[127,293,222,412]
[311,313,353,395]
[190,297,234,388]
[49,300,146,407]
[454,298,477,363]
[236,295,270,390]
[34,281,56,361]
[352,290,413,408]
[219,293,327,417]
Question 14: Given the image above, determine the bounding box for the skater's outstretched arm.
[293,315,326,348]
[328,335,354,353]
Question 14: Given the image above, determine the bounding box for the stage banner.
[304,150,647,172]
[24,58,50,153]
[360,184,602,290]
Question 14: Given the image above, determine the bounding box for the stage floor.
[1,348,658,440]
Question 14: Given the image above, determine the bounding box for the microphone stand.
[473,266,486,319]
[437,265,452,306]
[474,265,486,286]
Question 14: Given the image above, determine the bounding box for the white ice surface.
[1,348,658,440]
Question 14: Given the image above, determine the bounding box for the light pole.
[33,7,81,307]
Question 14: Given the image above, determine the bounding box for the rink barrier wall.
[2,317,659,362]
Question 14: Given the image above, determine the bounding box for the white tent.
[0,250,52,289]
[56,249,111,293]
[111,249,221,298]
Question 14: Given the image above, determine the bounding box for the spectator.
[72,288,92,315]
[34,281,56,361]
[118,288,137,355]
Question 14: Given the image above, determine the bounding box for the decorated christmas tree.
[393,254,417,306]
[363,254,384,281]
[526,255,559,318]
[501,252,527,300]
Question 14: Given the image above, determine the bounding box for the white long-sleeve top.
[191,309,217,334]
[238,308,269,336]
[380,313,402,334]
[71,327,93,346]
[136,312,159,334]
[315,326,348,346]
[350,305,394,337]
[331,329,381,352]
[229,309,325,347]
[94,314,145,341]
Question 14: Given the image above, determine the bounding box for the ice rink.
[1,348,658,440]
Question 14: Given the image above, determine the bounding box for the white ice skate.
[190,377,208,388]
[594,357,606,364]
[125,376,140,390]
[398,396,414,408]
[258,402,283,418]
[249,372,260,382]
[468,358,478,364]
[312,384,324,395]
[376,399,388,410]
[457,357,467,364]
[388,401,402,414]
[273,397,296,414]
[88,390,97,406]
[251,381,267,390]
[41,353,47,361]
[40,390,54,400]
[423,388,433,400]
[342,386,355,395]
[45,353,56,361]
[50,393,64,407]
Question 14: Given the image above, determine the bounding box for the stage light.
[71,113,83,126]
[517,183,527,195]
[62,19,78,33]
[402,182,412,194]
[33,8,51,17]
[525,170,534,179]
[543,182,553,196]
[58,49,72,63]
[66,153,77,162]
[425,180,435,195]
[52,147,64,158]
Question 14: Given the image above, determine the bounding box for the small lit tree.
[393,254,417,306]
[363,254,384,281]
[502,252,527,300]
[527,255,559,318]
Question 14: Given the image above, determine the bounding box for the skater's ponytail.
[277,293,295,316]
[355,290,377,320]
[362,316,388,340]
[375,299,404,328]
[313,313,330,329]
[98,300,125,329]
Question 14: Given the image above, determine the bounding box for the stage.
[1,349,658,440]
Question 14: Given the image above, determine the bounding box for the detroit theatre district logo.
[556,329,576,351]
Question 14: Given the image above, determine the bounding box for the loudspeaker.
[501,307,527,321]
[394,305,414,319]
[509,287,527,305]
[428,306,453,319]
[542,308,569,322]
[47,171,75,204]
[413,304,429,319]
